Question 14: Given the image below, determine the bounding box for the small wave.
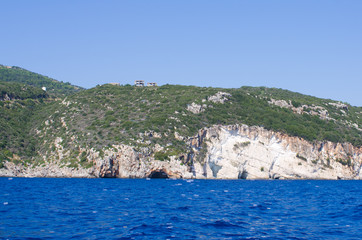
[177,206,191,211]
[205,220,239,228]
[249,204,268,211]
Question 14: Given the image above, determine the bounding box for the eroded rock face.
[190,125,362,179]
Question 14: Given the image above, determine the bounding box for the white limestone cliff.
[189,125,361,179]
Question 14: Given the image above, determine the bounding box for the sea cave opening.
[148,170,169,179]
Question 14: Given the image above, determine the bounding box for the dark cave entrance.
[238,170,248,179]
[148,170,169,179]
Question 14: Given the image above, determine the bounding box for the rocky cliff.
[1,124,361,179]
[189,125,361,179]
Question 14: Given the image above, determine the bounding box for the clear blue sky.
[1,0,361,106]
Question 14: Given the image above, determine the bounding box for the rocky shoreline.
[1,124,361,180]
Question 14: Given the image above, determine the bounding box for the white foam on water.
[3,202,8,205]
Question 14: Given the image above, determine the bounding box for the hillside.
[0,81,49,167]
[35,84,361,154]
[0,76,361,178]
[0,65,83,97]
[0,65,83,168]
[0,81,48,100]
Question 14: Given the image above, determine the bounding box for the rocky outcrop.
[0,93,11,101]
[187,102,206,114]
[268,98,331,120]
[1,124,361,179]
[187,92,231,114]
[207,92,231,104]
[0,162,92,178]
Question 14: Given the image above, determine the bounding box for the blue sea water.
[0,178,361,240]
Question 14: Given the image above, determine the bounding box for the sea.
[0,178,361,240]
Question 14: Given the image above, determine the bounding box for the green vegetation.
[0,65,361,169]
[154,151,170,161]
[1,81,48,100]
[0,82,47,166]
[0,65,83,167]
[0,65,83,97]
[237,87,361,146]
[336,158,352,167]
[0,81,48,165]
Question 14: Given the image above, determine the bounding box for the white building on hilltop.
[135,80,145,87]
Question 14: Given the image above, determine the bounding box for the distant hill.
[0,65,83,97]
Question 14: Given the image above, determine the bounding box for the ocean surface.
[0,178,361,240]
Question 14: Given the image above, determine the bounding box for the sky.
[1,0,361,106]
